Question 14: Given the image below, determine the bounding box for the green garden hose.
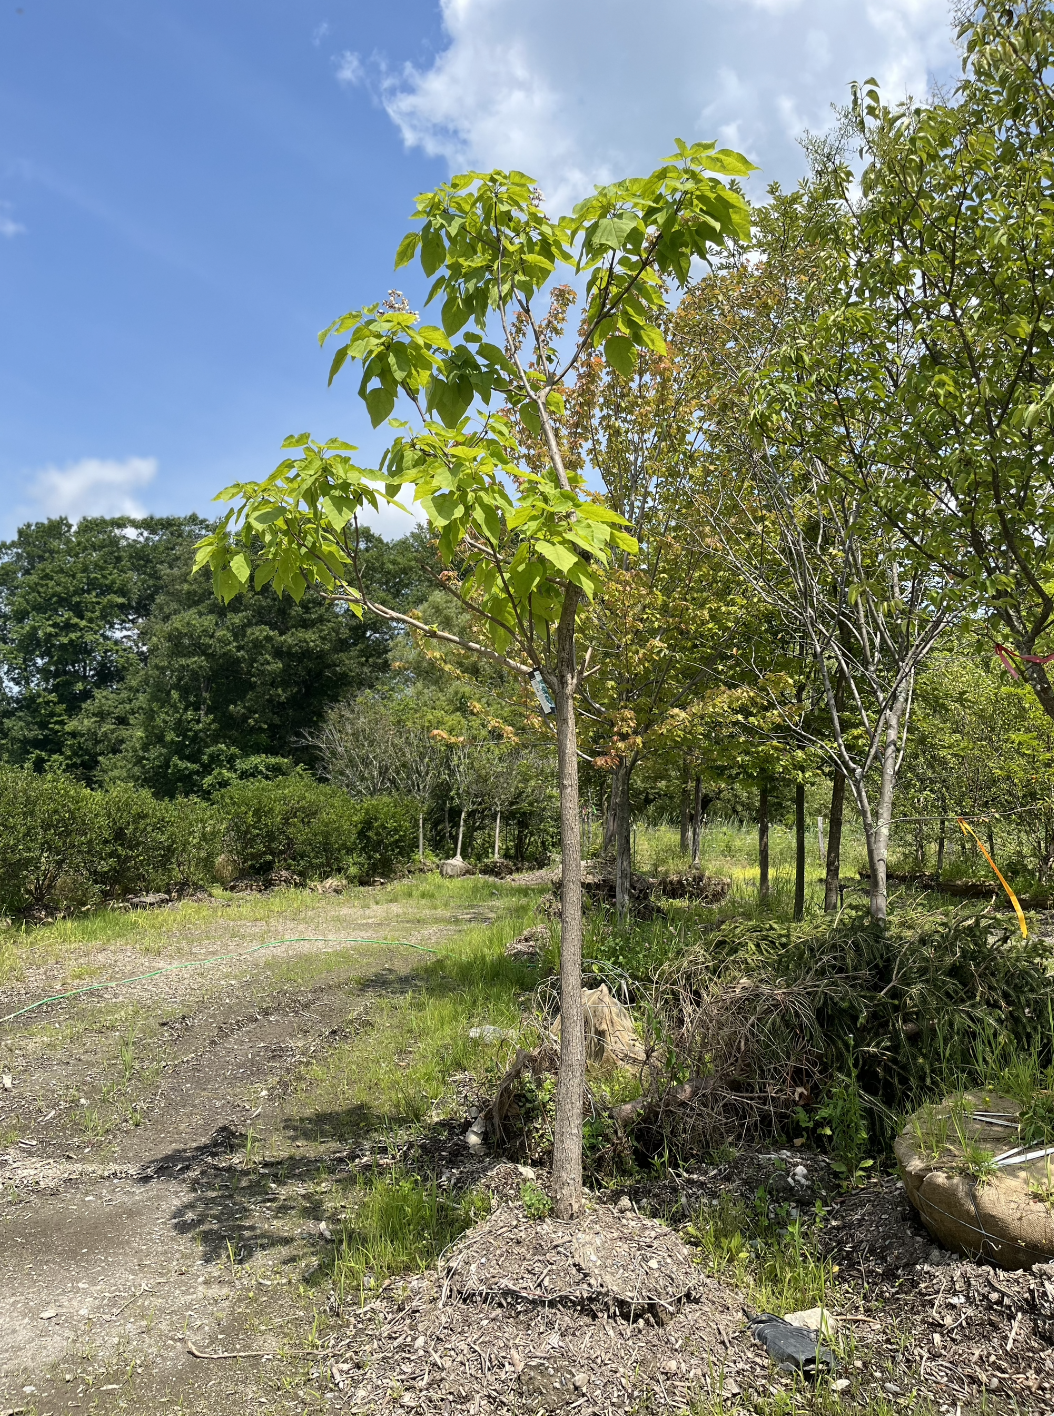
[0,934,437,1026]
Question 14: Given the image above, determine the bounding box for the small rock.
[573,1374,588,1390]
[883,1383,902,1395]
[469,1025,514,1043]
[2,1072,11,1090]
[790,1164,809,1190]
[832,1378,850,1392]
[615,1196,632,1214]
[318,1221,333,1241]
[516,1164,536,1180]
[784,1307,837,1337]
[39,1309,57,1320]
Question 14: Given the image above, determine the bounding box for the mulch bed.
[310,1139,1054,1413]
[819,1174,1054,1410]
[317,1197,770,1414]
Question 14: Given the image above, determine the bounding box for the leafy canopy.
[195,144,753,667]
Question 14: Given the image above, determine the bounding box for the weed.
[1020,1091,1054,1145]
[689,1386,924,1416]
[1029,1157,1054,1208]
[79,1106,103,1140]
[329,1169,489,1304]
[814,1076,871,1182]
[684,1191,837,1315]
[947,1099,997,1183]
[244,1124,260,1167]
[119,1027,136,1083]
[519,1180,552,1218]
[909,1103,949,1162]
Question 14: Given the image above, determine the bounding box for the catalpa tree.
[196,143,752,1217]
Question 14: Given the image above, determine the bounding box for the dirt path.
[0,887,509,1416]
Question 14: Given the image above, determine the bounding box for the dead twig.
[186,1340,313,1360]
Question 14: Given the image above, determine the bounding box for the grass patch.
[691,1386,931,1416]
[288,887,541,1138]
[0,888,338,986]
[0,873,536,991]
[329,1169,490,1305]
[685,1192,837,1315]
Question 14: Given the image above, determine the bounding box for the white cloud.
[312,21,330,46]
[378,0,957,206]
[335,49,365,87]
[23,456,158,522]
[0,202,25,238]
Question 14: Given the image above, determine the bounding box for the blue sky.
[0,0,958,540]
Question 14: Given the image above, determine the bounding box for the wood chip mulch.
[317,1200,772,1414]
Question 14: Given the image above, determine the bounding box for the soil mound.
[895,1090,1054,1270]
[441,1200,699,1323]
[325,1202,758,1414]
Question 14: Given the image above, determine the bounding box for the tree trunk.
[454,808,466,861]
[691,776,703,869]
[824,769,845,912]
[418,810,425,864]
[852,676,912,922]
[602,783,616,855]
[613,758,632,921]
[758,784,770,901]
[680,774,690,856]
[936,803,947,873]
[494,809,501,861]
[794,779,806,921]
[444,799,450,855]
[552,590,585,1221]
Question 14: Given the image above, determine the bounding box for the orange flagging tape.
[957,817,1028,938]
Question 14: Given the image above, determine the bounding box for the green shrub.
[350,795,417,881]
[166,797,222,890]
[215,775,350,879]
[0,768,96,917]
[91,784,181,899]
[90,785,221,896]
[216,777,418,883]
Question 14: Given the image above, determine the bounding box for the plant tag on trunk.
[530,670,556,717]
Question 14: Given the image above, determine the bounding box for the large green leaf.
[604,335,637,378]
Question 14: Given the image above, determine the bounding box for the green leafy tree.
[560,325,755,915]
[770,0,1054,723]
[0,515,207,770]
[195,145,752,1217]
[687,196,958,919]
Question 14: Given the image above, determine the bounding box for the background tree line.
[0,514,561,870]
